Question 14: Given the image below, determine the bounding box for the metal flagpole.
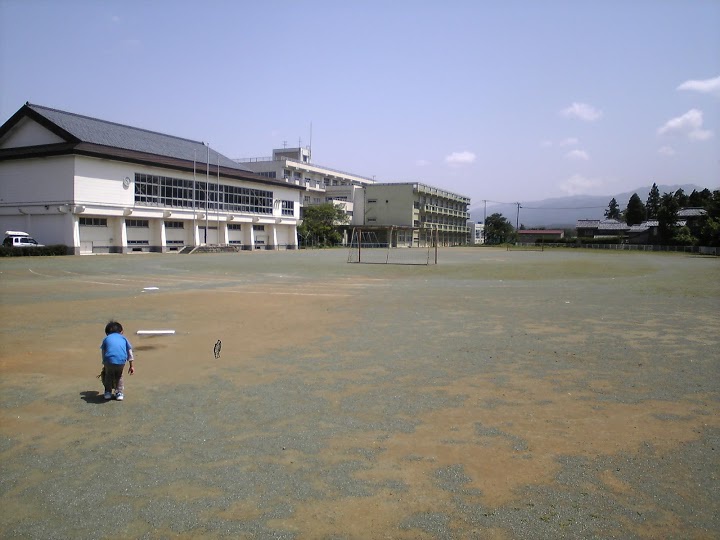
[193,150,197,246]
[205,143,209,244]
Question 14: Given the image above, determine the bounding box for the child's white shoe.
[115,393,124,401]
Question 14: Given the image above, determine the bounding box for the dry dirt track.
[0,247,718,539]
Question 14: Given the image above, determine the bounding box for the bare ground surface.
[0,247,718,539]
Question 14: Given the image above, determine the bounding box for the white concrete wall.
[0,117,65,149]
[79,221,114,244]
[1,152,303,252]
[364,184,416,226]
[75,157,136,207]
[0,156,75,204]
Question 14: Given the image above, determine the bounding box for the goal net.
[347,227,439,265]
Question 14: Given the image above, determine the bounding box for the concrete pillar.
[271,225,278,250]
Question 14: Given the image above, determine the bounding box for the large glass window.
[281,200,294,216]
[79,218,107,226]
[127,219,149,228]
[135,173,272,215]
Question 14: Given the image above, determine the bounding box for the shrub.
[0,244,71,257]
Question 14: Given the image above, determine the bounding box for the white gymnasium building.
[0,103,305,254]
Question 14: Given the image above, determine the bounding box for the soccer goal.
[347,226,439,265]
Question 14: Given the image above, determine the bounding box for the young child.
[100,320,134,401]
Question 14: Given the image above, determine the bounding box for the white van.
[3,231,44,248]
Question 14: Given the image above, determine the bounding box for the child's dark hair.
[105,321,123,335]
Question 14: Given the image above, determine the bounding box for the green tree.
[674,188,689,207]
[484,213,514,244]
[604,198,620,220]
[646,183,660,219]
[657,192,680,244]
[696,190,720,246]
[624,193,646,225]
[298,203,349,247]
[688,188,712,207]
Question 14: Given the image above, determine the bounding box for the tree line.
[300,186,720,248]
[484,184,719,246]
[603,184,719,245]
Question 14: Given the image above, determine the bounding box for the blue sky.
[1,0,718,207]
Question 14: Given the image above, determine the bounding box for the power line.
[520,205,607,210]
[481,201,606,210]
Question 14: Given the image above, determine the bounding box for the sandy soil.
[0,248,718,539]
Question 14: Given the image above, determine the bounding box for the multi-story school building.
[236,146,375,226]
[364,183,471,246]
[0,103,305,254]
[1,103,472,253]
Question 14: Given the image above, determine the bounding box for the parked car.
[3,231,44,247]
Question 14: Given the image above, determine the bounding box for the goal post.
[347,226,439,265]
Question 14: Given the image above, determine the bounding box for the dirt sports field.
[0,247,718,539]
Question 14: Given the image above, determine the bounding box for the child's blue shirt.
[101,333,133,365]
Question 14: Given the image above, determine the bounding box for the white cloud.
[559,174,604,195]
[416,159,430,167]
[559,137,579,147]
[677,75,720,97]
[560,102,602,122]
[565,149,589,161]
[445,151,476,165]
[658,146,676,156]
[657,108,714,140]
[540,137,578,148]
[689,128,713,141]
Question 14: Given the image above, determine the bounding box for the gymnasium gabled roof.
[0,102,305,190]
[5,102,245,169]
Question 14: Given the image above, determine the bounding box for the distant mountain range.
[468,184,708,228]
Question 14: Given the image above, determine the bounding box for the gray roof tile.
[27,103,248,170]
[677,208,707,217]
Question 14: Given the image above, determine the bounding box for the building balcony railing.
[414,183,471,204]
[422,223,470,233]
[422,204,470,219]
[234,156,376,184]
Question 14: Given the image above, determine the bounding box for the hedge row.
[0,245,71,257]
[532,238,623,245]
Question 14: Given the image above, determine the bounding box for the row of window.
[134,173,277,214]
[79,218,263,231]
[366,198,467,212]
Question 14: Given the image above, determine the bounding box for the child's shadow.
[80,391,108,404]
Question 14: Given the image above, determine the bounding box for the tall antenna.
[309,121,313,152]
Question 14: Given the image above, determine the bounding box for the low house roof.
[677,207,707,218]
[576,219,600,227]
[576,219,629,230]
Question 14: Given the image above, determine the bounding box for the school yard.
[0,247,718,539]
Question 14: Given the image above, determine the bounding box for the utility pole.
[483,200,487,244]
[515,202,521,235]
